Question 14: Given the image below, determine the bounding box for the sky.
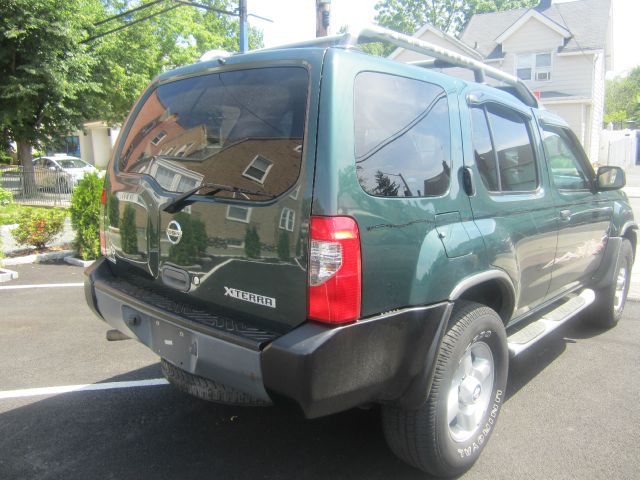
[248,0,638,78]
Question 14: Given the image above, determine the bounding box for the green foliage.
[168,212,208,265]
[85,0,264,124]
[107,193,119,227]
[0,0,98,168]
[119,203,138,255]
[373,0,538,40]
[0,204,56,226]
[0,0,264,166]
[69,172,102,260]
[277,230,290,261]
[244,225,261,259]
[0,187,13,205]
[605,66,640,126]
[11,207,66,249]
[373,170,400,196]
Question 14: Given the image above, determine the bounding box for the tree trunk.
[17,140,36,196]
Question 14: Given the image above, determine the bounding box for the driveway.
[0,262,639,479]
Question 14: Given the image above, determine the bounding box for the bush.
[0,187,13,205]
[119,203,138,255]
[244,225,261,258]
[70,173,102,260]
[11,208,66,250]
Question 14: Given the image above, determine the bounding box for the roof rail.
[261,24,539,108]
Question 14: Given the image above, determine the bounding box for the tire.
[160,358,271,406]
[382,301,508,477]
[589,239,633,329]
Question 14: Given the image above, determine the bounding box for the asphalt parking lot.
[1,262,639,480]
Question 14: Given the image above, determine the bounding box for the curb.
[64,256,95,267]
[0,267,19,283]
[1,249,74,266]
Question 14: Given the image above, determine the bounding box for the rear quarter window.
[118,67,309,200]
[354,72,451,198]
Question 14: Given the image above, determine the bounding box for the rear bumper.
[85,257,451,418]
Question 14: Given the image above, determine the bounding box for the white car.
[33,154,102,192]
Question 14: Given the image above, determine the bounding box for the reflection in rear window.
[119,67,308,198]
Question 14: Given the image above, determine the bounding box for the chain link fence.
[0,166,75,207]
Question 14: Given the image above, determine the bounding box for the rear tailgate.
[104,63,317,333]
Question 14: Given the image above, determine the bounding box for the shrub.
[244,225,261,258]
[70,173,102,260]
[0,187,13,205]
[11,208,66,250]
[277,230,290,260]
[119,203,138,255]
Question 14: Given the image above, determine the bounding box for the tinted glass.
[118,67,308,199]
[470,107,499,191]
[487,105,537,191]
[354,72,451,197]
[541,125,591,190]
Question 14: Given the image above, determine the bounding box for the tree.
[373,170,400,196]
[86,0,264,123]
[0,0,264,187]
[373,0,537,37]
[0,0,97,192]
[604,66,640,127]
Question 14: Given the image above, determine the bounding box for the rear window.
[354,72,451,198]
[118,67,309,199]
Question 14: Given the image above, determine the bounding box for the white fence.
[599,129,639,168]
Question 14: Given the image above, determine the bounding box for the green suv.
[84,26,637,477]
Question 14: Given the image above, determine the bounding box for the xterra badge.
[224,287,276,308]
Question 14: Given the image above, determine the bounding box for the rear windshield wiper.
[163,182,275,213]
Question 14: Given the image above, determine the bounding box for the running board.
[507,289,595,357]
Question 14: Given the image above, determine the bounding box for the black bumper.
[85,257,452,418]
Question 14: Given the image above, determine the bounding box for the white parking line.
[0,378,170,400]
[0,283,84,290]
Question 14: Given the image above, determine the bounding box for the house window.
[226,205,251,223]
[516,53,552,81]
[279,208,295,231]
[151,131,167,145]
[227,238,245,249]
[242,155,272,183]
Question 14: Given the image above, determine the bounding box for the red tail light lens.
[100,188,107,256]
[308,216,361,324]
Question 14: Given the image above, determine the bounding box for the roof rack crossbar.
[260,24,538,108]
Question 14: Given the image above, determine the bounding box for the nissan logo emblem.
[166,220,183,245]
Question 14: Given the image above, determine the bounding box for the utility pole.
[316,0,331,37]
[239,0,248,53]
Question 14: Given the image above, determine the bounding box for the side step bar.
[507,289,595,357]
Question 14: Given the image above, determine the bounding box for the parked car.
[83,25,637,478]
[33,154,100,192]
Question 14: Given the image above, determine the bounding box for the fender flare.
[449,269,516,321]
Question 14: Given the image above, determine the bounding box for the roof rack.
[261,24,539,108]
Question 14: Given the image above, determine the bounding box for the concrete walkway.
[623,164,640,301]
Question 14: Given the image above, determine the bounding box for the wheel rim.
[447,341,494,443]
[613,265,628,314]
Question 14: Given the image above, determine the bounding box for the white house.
[71,121,120,169]
[390,0,613,163]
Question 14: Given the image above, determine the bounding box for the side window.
[354,72,451,197]
[470,104,538,192]
[470,107,498,191]
[540,125,591,190]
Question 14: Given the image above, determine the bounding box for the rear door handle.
[559,209,572,221]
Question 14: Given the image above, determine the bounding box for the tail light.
[100,188,107,256]
[308,216,361,324]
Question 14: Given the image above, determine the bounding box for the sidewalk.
[623,164,640,301]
